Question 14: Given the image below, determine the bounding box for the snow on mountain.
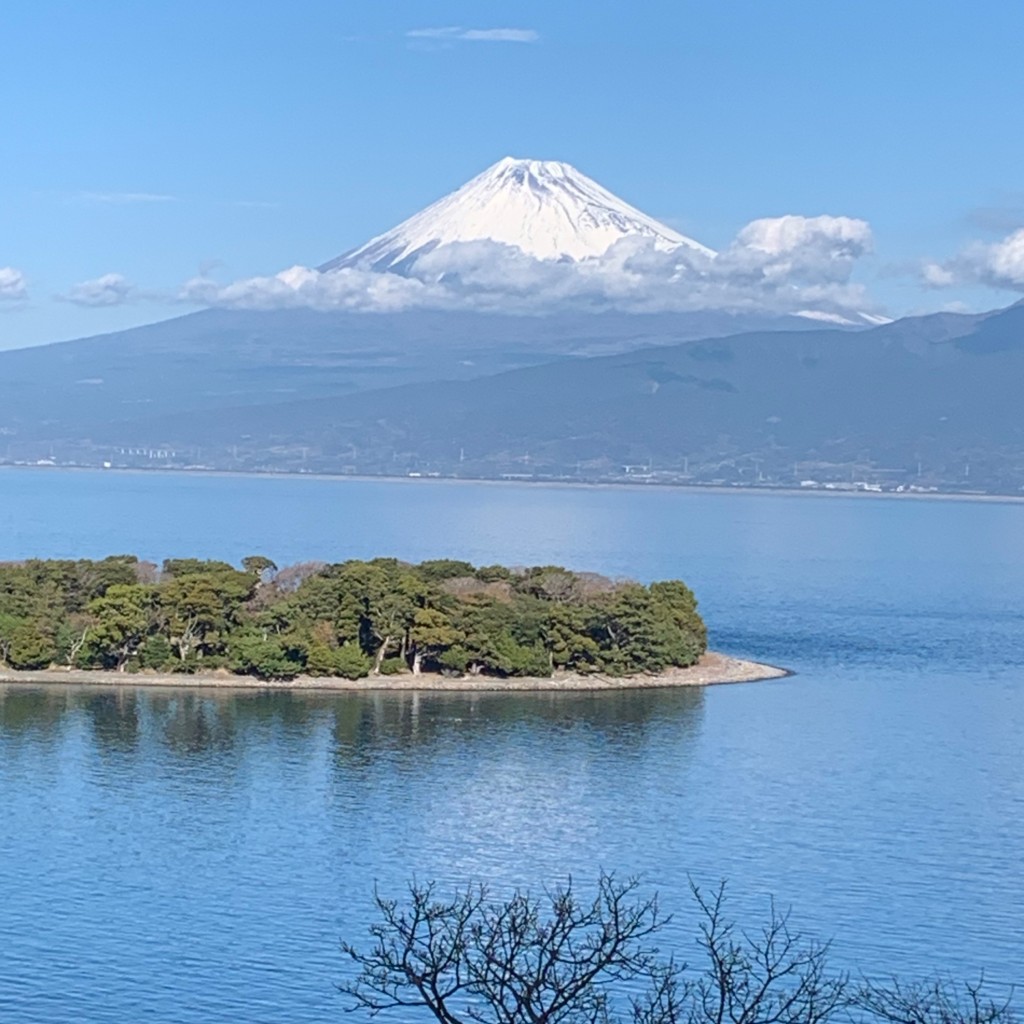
[218,157,881,323]
[321,157,714,272]
[795,309,893,327]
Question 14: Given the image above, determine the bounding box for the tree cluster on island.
[341,871,1016,1024]
[0,555,707,681]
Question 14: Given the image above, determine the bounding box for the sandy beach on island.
[0,651,788,694]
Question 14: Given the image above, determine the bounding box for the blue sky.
[3,0,1024,347]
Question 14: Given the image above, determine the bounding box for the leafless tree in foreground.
[857,976,1016,1024]
[684,882,848,1024]
[339,875,858,1024]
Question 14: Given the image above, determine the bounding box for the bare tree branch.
[687,881,848,1024]
[857,975,1016,1024]
[339,874,1011,1024]
[341,874,674,1024]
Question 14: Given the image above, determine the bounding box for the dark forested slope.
[83,303,1024,489]
[0,307,820,438]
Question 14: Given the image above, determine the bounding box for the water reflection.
[82,691,142,754]
[0,682,706,763]
[0,685,71,743]
[331,687,705,755]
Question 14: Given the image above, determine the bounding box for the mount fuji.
[0,158,885,458]
[312,157,880,327]
[321,157,714,273]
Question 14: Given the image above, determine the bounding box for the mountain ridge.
[23,302,1024,493]
[0,308,832,438]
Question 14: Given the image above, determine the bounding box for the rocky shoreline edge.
[0,651,788,694]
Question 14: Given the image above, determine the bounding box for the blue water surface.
[0,468,1021,1023]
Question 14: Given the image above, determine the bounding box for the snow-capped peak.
[321,157,714,272]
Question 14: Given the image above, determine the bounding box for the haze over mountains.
[28,300,1017,491]
[3,158,1023,493]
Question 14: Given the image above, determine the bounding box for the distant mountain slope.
[321,157,713,272]
[67,304,1024,490]
[0,308,829,438]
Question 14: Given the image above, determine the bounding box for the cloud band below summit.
[181,215,877,322]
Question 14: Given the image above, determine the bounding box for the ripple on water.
[0,475,1022,1021]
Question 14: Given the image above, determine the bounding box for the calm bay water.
[0,468,1022,1022]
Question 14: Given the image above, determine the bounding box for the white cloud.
[406,26,539,44]
[736,214,871,256]
[922,226,1024,291]
[178,212,880,322]
[0,267,28,302]
[73,191,178,205]
[975,228,1024,288]
[921,262,956,288]
[459,28,539,42]
[179,265,436,312]
[59,273,135,307]
[729,215,873,284]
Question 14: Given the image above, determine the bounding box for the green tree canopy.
[0,556,707,681]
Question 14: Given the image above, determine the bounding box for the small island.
[0,555,784,690]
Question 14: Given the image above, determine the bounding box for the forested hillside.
[0,556,706,681]
[37,302,1024,492]
[0,308,812,441]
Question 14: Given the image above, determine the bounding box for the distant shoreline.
[0,651,789,694]
[2,463,1023,505]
